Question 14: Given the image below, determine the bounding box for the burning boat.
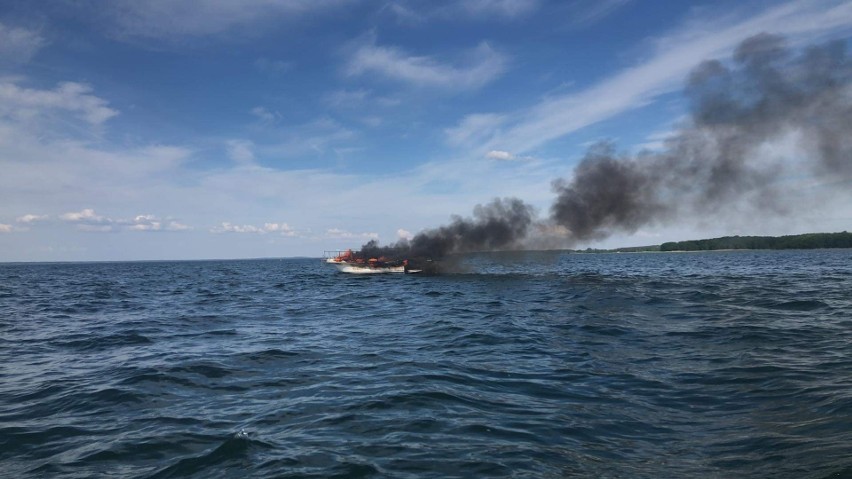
[323,250,434,274]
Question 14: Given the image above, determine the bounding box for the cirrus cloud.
[450,0,852,156]
[0,81,118,126]
[0,22,46,64]
[100,0,350,40]
[346,36,508,90]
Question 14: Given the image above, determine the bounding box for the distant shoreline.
[574,231,852,253]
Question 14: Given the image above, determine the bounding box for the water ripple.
[1,251,851,477]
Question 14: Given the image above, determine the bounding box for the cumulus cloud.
[127,215,161,231]
[211,221,297,236]
[397,228,413,240]
[0,223,14,233]
[16,214,49,223]
[0,81,118,125]
[127,214,188,231]
[0,22,46,64]
[61,208,109,223]
[60,208,115,232]
[59,209,189,232]
[326,228,379,240]
[346,37,508,90]
[263,222,296,236]
[485,150,515,160]
[166,221,190,231]
[212,222,261,234]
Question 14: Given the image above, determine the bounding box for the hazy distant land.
[574,231,852,253]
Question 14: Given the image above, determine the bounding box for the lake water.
[2,250,851,478]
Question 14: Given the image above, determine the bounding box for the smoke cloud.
[552,33,852,241]
[360,33,852,260]
[360,197,534,259]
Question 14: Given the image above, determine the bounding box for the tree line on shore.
[658,232,852,252]
[568,232,852,253]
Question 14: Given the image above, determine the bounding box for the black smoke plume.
[359,33,852,259]
[551,33,852,241]
[359,197,535,260]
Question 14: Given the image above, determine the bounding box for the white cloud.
[445,113,507,147]
[565,0,632,27]
[105,0,348,39]
[226,139,255,165]
[61,208,107,223]
[453,0,852,155]
[264,222,296,236]
[0,23,45,64]
[634,128,678,152]
[387,0,540,23]
[127,215,189,231]
[360,116,383,127]
[0,81,118,126]
[459,0,541,17]
[396,228,413,240]
[260,117,356,159]
[127,214,161,231]
[346,37,508,90]
[60,209,115,232]
[16,214,48,223]
[250,106,277,123]
[58,209,189,232]
[323,89,370,108]
[0,223,13,233]
[212,222,262,234]
[0,126,191,199]
[326,228,379,240]
[166,221,190,231]
[385,3,424,24]
[211,221,297,236]
[485,150,515,160]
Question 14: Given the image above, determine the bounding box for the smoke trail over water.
[361,34,852,259]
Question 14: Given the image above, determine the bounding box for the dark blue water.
[2,250,852,478]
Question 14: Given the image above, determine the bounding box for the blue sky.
[1,0,851,261]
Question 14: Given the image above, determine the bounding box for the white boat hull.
[334,263,405,274]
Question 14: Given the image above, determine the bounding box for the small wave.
[119,370,200,388]
[58,332,153,351]
[0,425,91,459]
[740,298,829,311]
[775,300,830,311]
[170,362,233,379]
[11,385,144,422]
[144,431,272,479]
[235,348,301,363]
